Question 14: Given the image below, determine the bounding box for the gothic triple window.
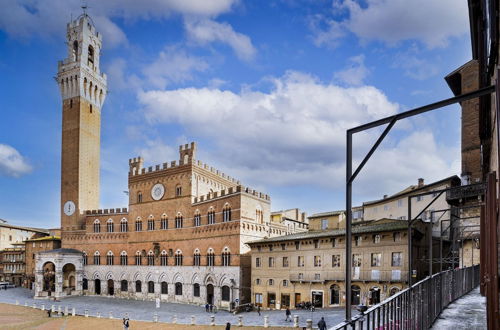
[107,219,114,233]
[194,213,201,227]
[135,220,143,232]
[93,251,101,265]
[175,215,183,228]
[120,219,128,232]
[120,251,128,266]
[222,205,232,222]
[135,251,142,266]
[222,248,231,266]
[148,219,155,231]
[193,250,201,266]
[174,250,183,266]
[83,252,88,266]
[160,250,168,266]
[107,251,114,265]
[207,249,215,267]
[208,209,215,224]
[147,251,155,266]
[93,220,101,233]
[160,215,168,230]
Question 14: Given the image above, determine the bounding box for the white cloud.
[142,46,209,89]
[308,14,345,48]
[185,19,257,61]
[392,50,440,80]
[137,71,459,195]
[334,54,369,86]
[0,0,238,48]
[312,0,469,48]
[0,144,33,178]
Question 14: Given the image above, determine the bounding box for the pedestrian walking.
[47,309,51,318]
[209,304,213,313]
[317,317,327,330]
[285,308,291,322]
[257,305,261,316]
[205,303,209,312]
[225,322,231,330]
[123,317,130,330]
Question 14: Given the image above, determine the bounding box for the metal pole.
[440,221,443,272]
[345,132,353,321]
[407,196,412,286]
[429,220,433,277]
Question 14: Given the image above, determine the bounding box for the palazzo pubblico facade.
[33,14,298,309]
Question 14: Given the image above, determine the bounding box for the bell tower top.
[57,12,107,108]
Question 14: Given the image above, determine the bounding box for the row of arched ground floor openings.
[82,279,231,304]
[254,284,403,309]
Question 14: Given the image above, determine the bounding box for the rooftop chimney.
[383,194,388,199]
[418,178,424,187]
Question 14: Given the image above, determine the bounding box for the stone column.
[154,281,161,296]
[34,270,44,297]
[101,279,108,296]
[214,286,221,308]
[55,273,63,298]
[75,270,84,295]
[88,280,95,294]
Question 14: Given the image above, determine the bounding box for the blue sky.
[0,0,470,228]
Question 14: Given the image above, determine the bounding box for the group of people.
[296,301,316,311]
[204,303,216,313]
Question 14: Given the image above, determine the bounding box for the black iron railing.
[332,265,480,329]
[446,183,486,202]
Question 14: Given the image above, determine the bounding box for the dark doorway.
[294,293,302,307]
[267,292,276,308]
[281,294,290,308]
[207,284,214,304]
[369,287,380,305]
[351,285,361,305]
[312,291,323,308]
[83,278,88,290]
[95,279,101,295]
[107,279,114,295]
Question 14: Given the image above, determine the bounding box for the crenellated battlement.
[85,208,128,216]
[193,185,270,204]
[128,143,242,185]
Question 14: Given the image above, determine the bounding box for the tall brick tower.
[57,13,107,232]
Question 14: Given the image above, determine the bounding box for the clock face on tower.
[64,200,76,216]
[151,183,165,201]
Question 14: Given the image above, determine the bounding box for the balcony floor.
[431,287,486,329]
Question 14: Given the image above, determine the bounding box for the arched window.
[107,219,114,233]
[351,285,361,305]
[147,250,155,266]
[148,218,155,231]
[135,251,142,266]
[194,211,201,227]
[88,45,94,66]
[223,205,232,222]
[93,251,101,265]
[330,285,340,305]
[193,283,200,297]
[207,208,215,224]
[83,77,88,96]
[174,250,183,266]
[135,280,142,293]
[106,251,114,265]
[137,191,143,203]
[121,280,128,292]
[222,247,231,266]
[221,285,230,301]
[161,282,168,294]
[256,205,263,223]
[389,287,400,296]
[160,214,168,230]
[83,252,88,266]
[175,185,182,197]
[93,219,101,233]
[160,250,168,266]
[175,214,183,228]
[207,248,215,267]
[148,281,155,294]
[135,219,143,232]
[193,249,201,266]
[175,282,182,295]
[120,218,128,232]
[120,251,128,266]
[72,40,78,61]
[268,279,274,286]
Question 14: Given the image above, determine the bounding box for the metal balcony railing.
[332,264,480,329]
[289,270,408,283]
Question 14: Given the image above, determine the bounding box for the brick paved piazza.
[0,288,347,328]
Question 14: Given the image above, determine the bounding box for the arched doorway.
[95,279,101,295]
[351,285,361,305]
[369,287,380,305]
[206,284,214,304]
[42,262,56,296]
[330,285,340,305]
[62,263,76,294]
[108,279,114,295]
[83,278,88,291]
[389,287,400,296]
